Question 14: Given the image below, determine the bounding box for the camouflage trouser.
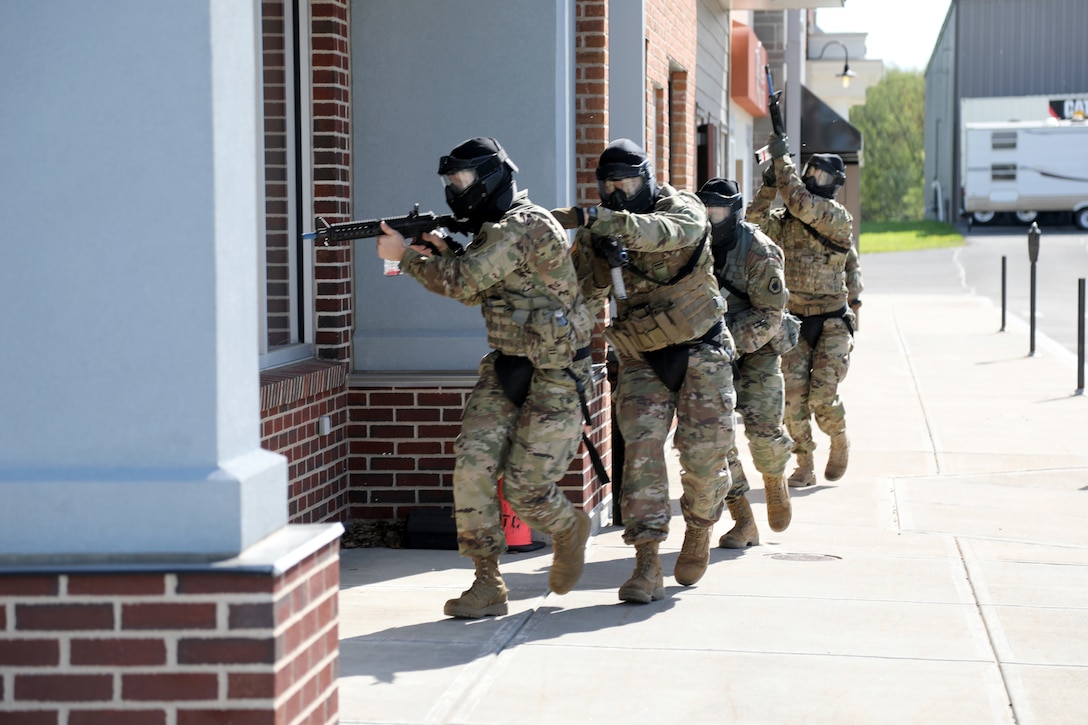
[615,343,735,544]
[726,345,793,501]
[453,351,592,558]
[782,316,853,455]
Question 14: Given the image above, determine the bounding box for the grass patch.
[858,220,964,253]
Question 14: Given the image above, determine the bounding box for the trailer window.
[991,131,1017,150]
[991,163,1017,182]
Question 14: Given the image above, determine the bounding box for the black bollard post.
[1000,255,1007,332]
[1078,278,1085,395]
[1027,223,1040,357]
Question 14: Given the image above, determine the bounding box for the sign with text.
[1049,98,1088,119]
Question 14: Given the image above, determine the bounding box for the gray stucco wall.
[608,0,645,146]
[351,0,576,372]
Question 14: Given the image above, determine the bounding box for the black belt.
[797,306,852,348]
[699,320,724,347]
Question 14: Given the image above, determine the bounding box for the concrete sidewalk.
[337,291,1088,725]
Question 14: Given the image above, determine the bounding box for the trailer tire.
[1074,207,1088,231]
[1014,210,1038,224]
[971,211,996,225]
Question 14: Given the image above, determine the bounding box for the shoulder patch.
[768,278,783,295]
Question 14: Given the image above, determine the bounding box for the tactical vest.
[714,221,757,315]
[780,212,849,300]
[482,292,594,369]
[605,238,725,357]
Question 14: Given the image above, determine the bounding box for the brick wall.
[0,539,340,724]
[345,387,466,519]
[259,0,353,530]
[262,0,293,349]
[575,0,609,205]
[261,361,349,524]
[310,0,353,365]
[346,380,613,522]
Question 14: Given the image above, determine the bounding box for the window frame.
[259,0,315,369]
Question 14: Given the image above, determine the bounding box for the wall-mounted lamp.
[817,40,857,89]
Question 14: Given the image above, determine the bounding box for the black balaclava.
[438,137,518,233]
[595,138,657,213]
[802,153,846,199]
[697,177,744,256]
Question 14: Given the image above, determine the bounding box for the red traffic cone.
[499,476,544,553]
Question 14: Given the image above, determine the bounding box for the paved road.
[862,226,1088,359]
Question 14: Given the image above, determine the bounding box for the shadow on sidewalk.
[339,593,678,684]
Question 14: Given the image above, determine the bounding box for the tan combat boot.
[719,495,759,549]
[788,453,816,488]
[548,509,591,595]
[764,473,792,532]
[825,432,850,481]
[618,541,665,603]
[443,555,508,619]
[674,525,711,585]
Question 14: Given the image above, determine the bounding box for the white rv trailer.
[961,118,1088,229]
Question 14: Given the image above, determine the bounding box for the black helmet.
[698,178,744,251]
[438,137,518,228]
[595,139,657,213]
[802,153,846,199]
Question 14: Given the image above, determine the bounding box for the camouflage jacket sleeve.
[773,155,854,249]
[746,181,777,230]
[728,232,788,354]
[570,227,613,315]
[588,186,708,253]
[401,210,536,305]
[845,245,863,302]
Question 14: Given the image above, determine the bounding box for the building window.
[991,131,1017,150]
[991,163,1017,182]
[260,0,314,368]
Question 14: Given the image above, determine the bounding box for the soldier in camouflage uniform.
[747,135,856,489]
[696,179,797,549]
[554,139,736,602]
[377,137,595,619]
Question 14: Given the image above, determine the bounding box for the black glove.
[769,133,789,159]
[550,206,598,230]
[590,233,620,258]
[762,162,776,187]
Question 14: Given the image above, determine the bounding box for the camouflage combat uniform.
[572,185,736,544]
[713,220,795,499]
[401,190,595,559]
[747,156,855,459]
[845,244,864,327]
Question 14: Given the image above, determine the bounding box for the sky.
[814,0,952,72]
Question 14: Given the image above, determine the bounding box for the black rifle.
[591,234,628,300]
[304,203,469,254]
[765,64,785,137]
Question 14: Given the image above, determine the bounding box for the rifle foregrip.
[610,266,627,300]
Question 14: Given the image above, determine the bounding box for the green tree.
[849,69,925,221]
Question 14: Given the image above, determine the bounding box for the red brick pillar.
[0,527,342,723]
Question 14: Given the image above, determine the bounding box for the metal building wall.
[923,3,956,222]
[957,0,1088,98]
[925,0,1088,222]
